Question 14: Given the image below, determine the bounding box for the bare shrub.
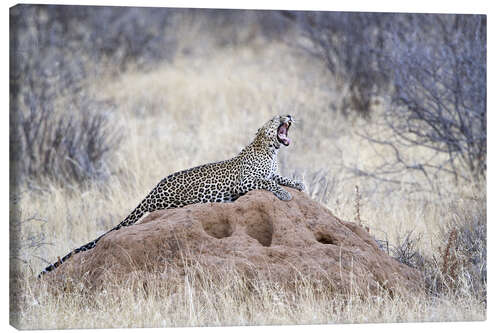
[11,95,121,185]
[391,231,425,270]
[287,11,390,117]
[287,12,486,185]
[10,5,177,73]
[10,5,129,185]
[391,208,486,302]
[10,213,50,269]
[9,4,178,119]
[379,14,486,182]
[446,206,487,300]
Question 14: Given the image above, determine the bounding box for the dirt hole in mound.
[315,232,339,246]
[201,217,233,239]
[245,214,274,247]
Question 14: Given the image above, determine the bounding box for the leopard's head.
[255,114,295,151]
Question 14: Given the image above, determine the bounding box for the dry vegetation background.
[9,5,486,329]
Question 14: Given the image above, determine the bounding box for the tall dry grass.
[11,259,485,330]
[10,23,486,328]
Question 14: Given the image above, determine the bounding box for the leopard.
[38,114,304,277]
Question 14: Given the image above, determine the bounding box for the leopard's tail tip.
[38,262,57,279]
[37,269,47,279]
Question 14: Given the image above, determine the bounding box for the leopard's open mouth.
[277,121,291,146]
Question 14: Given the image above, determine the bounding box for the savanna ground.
[9,7,486,329]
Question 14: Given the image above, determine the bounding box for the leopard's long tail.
[37,199,150,278]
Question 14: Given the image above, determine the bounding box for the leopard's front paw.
[293,181,305,192]
[275,189,292,201]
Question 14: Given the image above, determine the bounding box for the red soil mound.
[48,189,422,295]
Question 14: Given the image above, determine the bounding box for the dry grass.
[10,31,486,328]
[10,261,485,330]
